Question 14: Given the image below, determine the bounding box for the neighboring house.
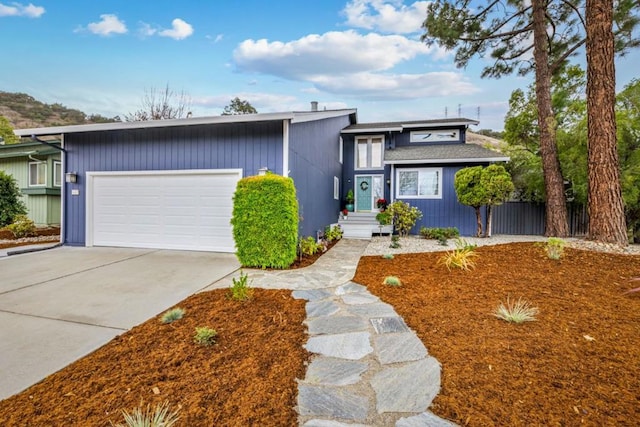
[15,109,356,252]
[0,140,62,226]
[340,119,509,236]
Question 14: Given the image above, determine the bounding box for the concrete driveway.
[0,246,240,400]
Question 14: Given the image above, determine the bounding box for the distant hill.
[0,91,119,129]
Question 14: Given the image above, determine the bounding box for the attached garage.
[86,170,242,252]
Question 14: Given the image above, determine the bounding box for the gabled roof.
[384,144,509,165]
[341,118,479,134]
[14,109,358,138]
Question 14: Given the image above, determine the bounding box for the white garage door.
[87,170,242,252]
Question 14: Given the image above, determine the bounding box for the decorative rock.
[305,332,373,360]
[306,300,341,318]
[396,411,459,427]
[371,357,441,413]
[306,315,369,335]
[304,420,370,427]
[346,302,397,318]
[298,385,369,420]
[341,292,379,305]
[305,357,368,386]
[370,317,409,334]
[374,333,428,365]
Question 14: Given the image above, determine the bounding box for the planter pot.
[345,203,354,212]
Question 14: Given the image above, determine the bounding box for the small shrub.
[382,253,394,259]
[228,271,254,302]
[111,401,180,427]
[383,276,402,286]
[543,237,566,260]
[389,234,401,249]
[438,241,478,271]
[7,214,36,238]
[493,297,539,323]
[299,236,322,256]
[386,201,423,237]
[454,237,477,251]
[420,227,460,241]
[160,307,185,324]
[324,225,343,242]
[194,327,217,346]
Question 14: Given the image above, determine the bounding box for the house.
[0,139,62,226]
[340,119,509,236]
[14,109,511,252]
[15,109,356,252]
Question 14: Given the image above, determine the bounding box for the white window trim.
[395,167,443,199]
[354,135,384,171]
[410,129,459,143]
[53,161,62,187]
[29,161,47,187]
[333,176,339,200]
[339,136,343,164]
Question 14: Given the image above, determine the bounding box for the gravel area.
[364,234,640,256]
[0,235,60,245]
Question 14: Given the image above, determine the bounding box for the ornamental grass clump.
[438,238,478,271]
[228,271,254,302]
[383,276,402,287]
[111,401,180,427]
[543,237,566,260]
[160,307,185,324]
[493,297,539,324]
[193,327,218,346]
[382,253,394,259]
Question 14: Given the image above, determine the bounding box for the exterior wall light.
[65,172,78,183]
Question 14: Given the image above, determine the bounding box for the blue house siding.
[394,165,487,236]
[289,115,353,237]
[64,122,283,246]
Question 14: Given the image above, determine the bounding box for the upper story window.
[29,162,47,187]
[53,161,62,187]
[355,135,384,170]
[410,129,459,143]
[396,167,442,199]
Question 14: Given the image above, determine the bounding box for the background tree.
[124,84,191,121]
[423,0,639,240]
[585,0,627,245]
[454,166,485,237]
[0,171,27,227]
[0,116,19,145]
[480,164,515,237]
[222,97,257,115]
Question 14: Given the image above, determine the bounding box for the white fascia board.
[341,126,402,134]
[291,109,357,123]
[384,156,510,165]
[14,112,297,137]
[400,120,479,129]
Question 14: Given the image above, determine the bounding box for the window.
[29,162,47,187]
[355,136,384,170]
[334,176,339,200]
[339,137,343,164]
[396,168,442,199]
[410,129,459,143]
[54,161,62,187]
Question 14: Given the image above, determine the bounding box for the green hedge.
[231,174,299,268]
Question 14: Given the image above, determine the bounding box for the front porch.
[337,211,392,239]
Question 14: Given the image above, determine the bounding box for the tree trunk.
[532,0,569,237]
[474,206,482,237]
[585,0,628,245]
[484,205,493,238]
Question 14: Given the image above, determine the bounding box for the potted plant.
[341,208,349,219]
[376,198,387,211]
[345,189,355,212]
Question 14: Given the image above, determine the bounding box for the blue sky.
[1,0,638,130]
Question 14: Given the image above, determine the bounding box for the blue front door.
[355,175,384,211]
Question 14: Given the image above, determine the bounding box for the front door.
[355,175,384,212]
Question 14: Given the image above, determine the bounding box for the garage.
[86,169,242,252]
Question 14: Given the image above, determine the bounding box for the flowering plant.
[376,198,387,208]
[341,208,348,215]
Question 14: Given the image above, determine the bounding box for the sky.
[0,0,638,131]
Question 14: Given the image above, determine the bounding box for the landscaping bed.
[0,289,309,426]
[354,242,640,426]
[0,226,60,250]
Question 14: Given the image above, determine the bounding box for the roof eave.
[384,156,510,165]
[341,127,403,134]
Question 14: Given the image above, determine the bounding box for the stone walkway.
[212,239,456,426]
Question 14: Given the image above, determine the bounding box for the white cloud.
[206,34,224,43]
[138,22,157,37]
[158,18,193,40]
[84,14,128,36]
[0,2,44,17]
[342,0,429,34]
[234,30,445,80]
